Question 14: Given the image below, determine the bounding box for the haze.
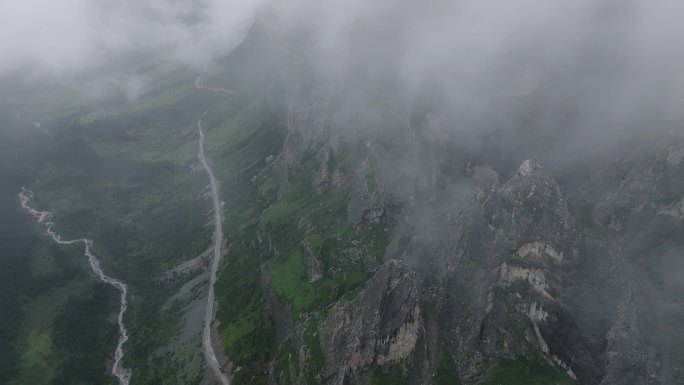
[2,0,683,150]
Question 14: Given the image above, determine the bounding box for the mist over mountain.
[0,0,262,79]
[4,0,684,146]
[1,1,683,385]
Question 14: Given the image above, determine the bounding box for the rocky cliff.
[208,20,684,385]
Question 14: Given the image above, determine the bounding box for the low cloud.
[267,0,684,158]
[2,0,682,156]
[0,0,263,80]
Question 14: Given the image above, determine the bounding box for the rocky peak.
[666,145,684,167]
[483,159,575,250]
[319,260,421,385]
[507,158,558,197]
[518,158,543,177]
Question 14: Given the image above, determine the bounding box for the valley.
[18,189,131,385]
[1,6,683,385]
[196,108,230,384]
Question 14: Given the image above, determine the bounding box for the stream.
[18,188,131,385]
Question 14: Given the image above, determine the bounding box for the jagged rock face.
[379,154,627,383]
[428,159,588,380]
[486,159,577,250]
[257,134,684,385]
[313,139,347,195]
[587,144,684,385]
[347,158,386,228]
[525,141,684,385]
[258,69,684,384]
[302,239,324,283]
[404,145,682,385]
[593,144,684,234]
[319,260,421,385]
[267,138,682,385]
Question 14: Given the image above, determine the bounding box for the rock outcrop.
[319,260,421,385]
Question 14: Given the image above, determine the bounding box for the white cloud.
[0,0,263,79]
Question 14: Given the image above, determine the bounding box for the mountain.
[1,12,683,385]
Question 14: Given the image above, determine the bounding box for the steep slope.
[2,14,683,385]
[178,18,684,385]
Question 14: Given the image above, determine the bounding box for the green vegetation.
[0,162,120,385]
[0,108,124,384]
[215,243,275,367]
[273,340,299,385]
[15,330,58,385]
[573,201,600,232]
[0,107,49,384]
[257,144,383,316]
[434,349,462,385]
[480,357,575,385]
[11,277,84,385]
[0,60,223,384]
[371,361,410,385]
[267,249,371,315]
[21,101,215,382]
[204,61,284,383]
[51,284,120,385]
[303,323,325,383]
[201,38,387,381]
[0,21,387,384]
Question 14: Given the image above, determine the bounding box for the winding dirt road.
[196,111,231,385]
[18,188,131,385]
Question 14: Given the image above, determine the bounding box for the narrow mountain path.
[18,188,131,385]
[196,109,231,385]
